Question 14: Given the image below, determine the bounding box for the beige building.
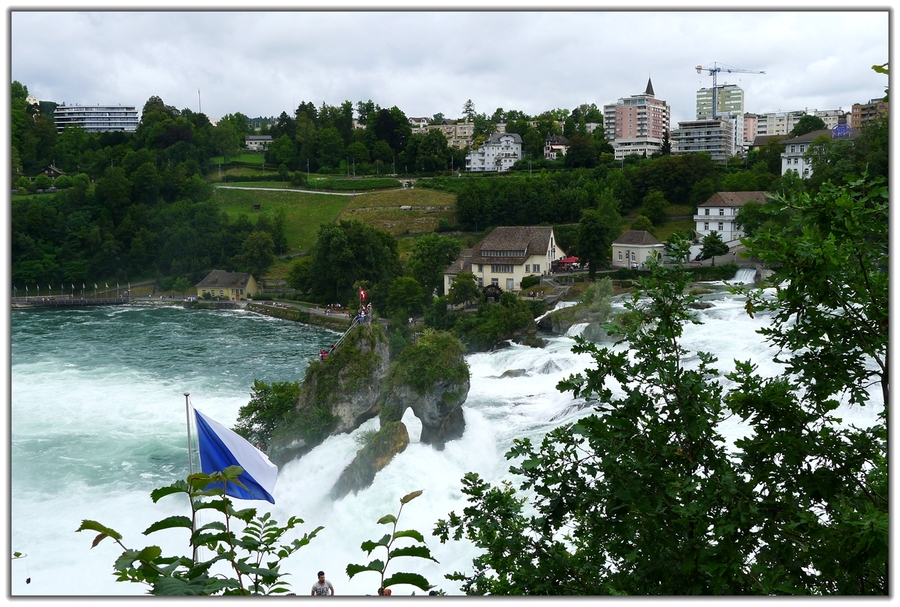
[611,230,665,268]
[443,226,563,294]
[195,270,260,301]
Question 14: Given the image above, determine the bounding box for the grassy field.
[213,187,351,253]
[213,184,459,257]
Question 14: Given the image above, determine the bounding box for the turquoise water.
[10,298,882,596]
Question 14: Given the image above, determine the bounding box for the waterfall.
[728,267,758,285]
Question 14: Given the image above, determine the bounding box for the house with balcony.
[443,226,563,295]
[465,132,523,172]
[195,270,260,301]
[611,230,665,268]
[695,191,767,243]
[544,134,568,160]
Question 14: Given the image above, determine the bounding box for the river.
[9,286,881,596]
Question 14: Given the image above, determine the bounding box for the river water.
[9,288,882,596]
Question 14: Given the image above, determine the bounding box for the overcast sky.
[9,5,890,127]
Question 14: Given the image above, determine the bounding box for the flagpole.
[184,392,199,563]
[184,392,194,476]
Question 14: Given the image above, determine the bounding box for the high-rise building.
[850,98,888,128]
[696,84,745,151]
[53,103,139,133]
[670,118,736,164]
[603,78,670,160]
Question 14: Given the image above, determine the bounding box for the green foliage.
[391,330,468,395]
[347,490,437,593]
[234,379,301,448]
[77,467,322,595]
[406,233,461,298]
[789,114,828,137]
[520,274,541,290]
[386,276,424,318]
[240,230,276,278]
[640,188,668,225]
[446,271,482,308]
[436,170,887,595]
[700,230,729,263]
[451,296,535,352]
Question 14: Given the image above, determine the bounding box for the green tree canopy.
[406,233,461,298]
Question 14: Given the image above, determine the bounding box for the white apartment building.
[753,108,847,138]
[780,126,859,179]
[695,191,767,243]
[466,132,523,172]
[670,118,736,164]
[53,103,139,133]
[603,78,670,159]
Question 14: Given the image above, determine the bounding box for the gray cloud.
[11,9,889,125]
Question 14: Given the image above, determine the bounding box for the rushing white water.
[10,293,882,596]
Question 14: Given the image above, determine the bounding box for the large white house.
[443,226,563,294]
[465,133,523,172]
[695,191,767,243]
[780,126,859,179]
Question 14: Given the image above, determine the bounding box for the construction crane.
[695,62,765,119]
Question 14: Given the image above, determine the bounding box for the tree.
[447,271,481,308]
[789,114,827,137]
[462,99,476,122]
[640,188,668,225]
[406,233,461,298]
[699,230,729,264]
[171,277,192,298]
[240,231,276,279]
[234,379,301,448]
[386,276,425,318]
[211,120,241,163]
[577,208,616,280]
[437,170,887,593]
[630,214,654,234]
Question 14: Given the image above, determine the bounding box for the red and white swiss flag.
[359,287,366,301]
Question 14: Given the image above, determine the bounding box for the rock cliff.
[267,323,470,497]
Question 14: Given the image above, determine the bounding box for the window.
[533,264,540,272]
[491,278,499,286]
[477,277,483,287]
[704,222,709,231]
[719,208,724,216]
[506,278,514,290]
[704,208,710,215]
[478,264,483,272]
[525,264,530,273]
[491,264,513,273]
[718,223,724,231]
[618,251,623,261]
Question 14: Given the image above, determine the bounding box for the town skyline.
[10,9,889,127]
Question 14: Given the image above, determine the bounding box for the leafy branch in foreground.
[347,489,438,594]
[77,466,322,595]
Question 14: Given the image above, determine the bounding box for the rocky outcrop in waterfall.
[267,324,469,497]
[537,278,617,342]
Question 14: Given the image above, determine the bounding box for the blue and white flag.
[194,409,278,503]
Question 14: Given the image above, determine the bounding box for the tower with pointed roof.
[602,78,671,160]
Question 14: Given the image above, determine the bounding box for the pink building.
[603,78,671,159]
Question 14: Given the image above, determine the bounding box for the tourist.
[310,571,335,596]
